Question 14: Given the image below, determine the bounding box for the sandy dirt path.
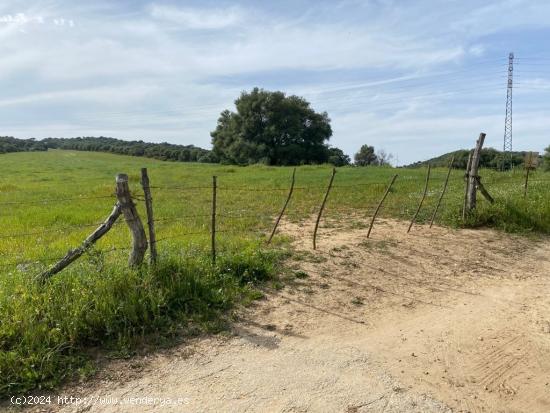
[20,218,550,413]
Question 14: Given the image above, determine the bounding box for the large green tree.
[211,88,333,165]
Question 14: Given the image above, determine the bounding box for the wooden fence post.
[367,174,398,238]
[407,164,431,233]
[267,168,296,244]
[313,168,336,250]
[37,203,122,281]
[211,176,217,264]
[140,168,157,265]
[462,150,473,220]
[116,173,148,267]
[475,177,495,204]
[429,156,454,228]
[465,133,486,213]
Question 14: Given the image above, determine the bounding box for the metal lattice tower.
[503,52,514,153]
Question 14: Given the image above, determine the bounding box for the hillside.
[406,148,538,169]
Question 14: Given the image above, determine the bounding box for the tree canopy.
[211,88,335,165]
[354,145,377,166]
[327,147,351,167]
[0,137,47,154]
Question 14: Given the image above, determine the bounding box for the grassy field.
[1,149,549,397]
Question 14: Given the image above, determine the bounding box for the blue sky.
[0,0,549,164]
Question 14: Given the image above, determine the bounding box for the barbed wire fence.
[1,158,549,280]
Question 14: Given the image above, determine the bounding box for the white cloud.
[149,4,245,29]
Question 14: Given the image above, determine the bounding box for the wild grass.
[0,149,549,396]
[0,246,282,397]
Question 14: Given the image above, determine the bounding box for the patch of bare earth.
[23,218,550,412]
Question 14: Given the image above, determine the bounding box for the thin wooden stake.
[116,174,148,267]
[140,168,157,265]
[462,150,474,220]
[37,203,122,281]
[211,175,217,264]
[367,174,398,238]
[313,168,336,250]
[267,168,296,244]
[429,156,454,228]
[407,164,431,233]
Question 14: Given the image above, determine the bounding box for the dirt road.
[29,219,550,412]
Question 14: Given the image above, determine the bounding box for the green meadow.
[1,149,549,397]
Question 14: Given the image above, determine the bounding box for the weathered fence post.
[211,175,217,264]
[140,168,157,265]
[313,168,336,250]
[475,177,494,204]
[429,156,454,228]
[407,164,431,233]
[37,203,122,281]
[367,174,398,238]
[465,133,486,214]
[462,149,474,220]
[116,173,147,267]
[267,168,296,244]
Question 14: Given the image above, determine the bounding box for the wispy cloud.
[149,4,245,29]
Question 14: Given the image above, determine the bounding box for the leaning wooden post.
[37,203,122,281]
[211,176,217,264]
[267,168,296,244]
[140,168,157,265]
[466,133,486,213]
[367,174,398,238]
[116,174,147,267]
[313,168,336,250]
[429,156,455,228]
[462,150,474,220]
[407,164,431,233]
[475,177,494,204]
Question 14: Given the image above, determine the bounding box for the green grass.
[0,149,549,397]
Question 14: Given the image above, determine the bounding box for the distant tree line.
[0,136,217,163]
[0,135,352,166]
[43,137,217,163]
[4,134,548,171]
[0,136,48,153]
